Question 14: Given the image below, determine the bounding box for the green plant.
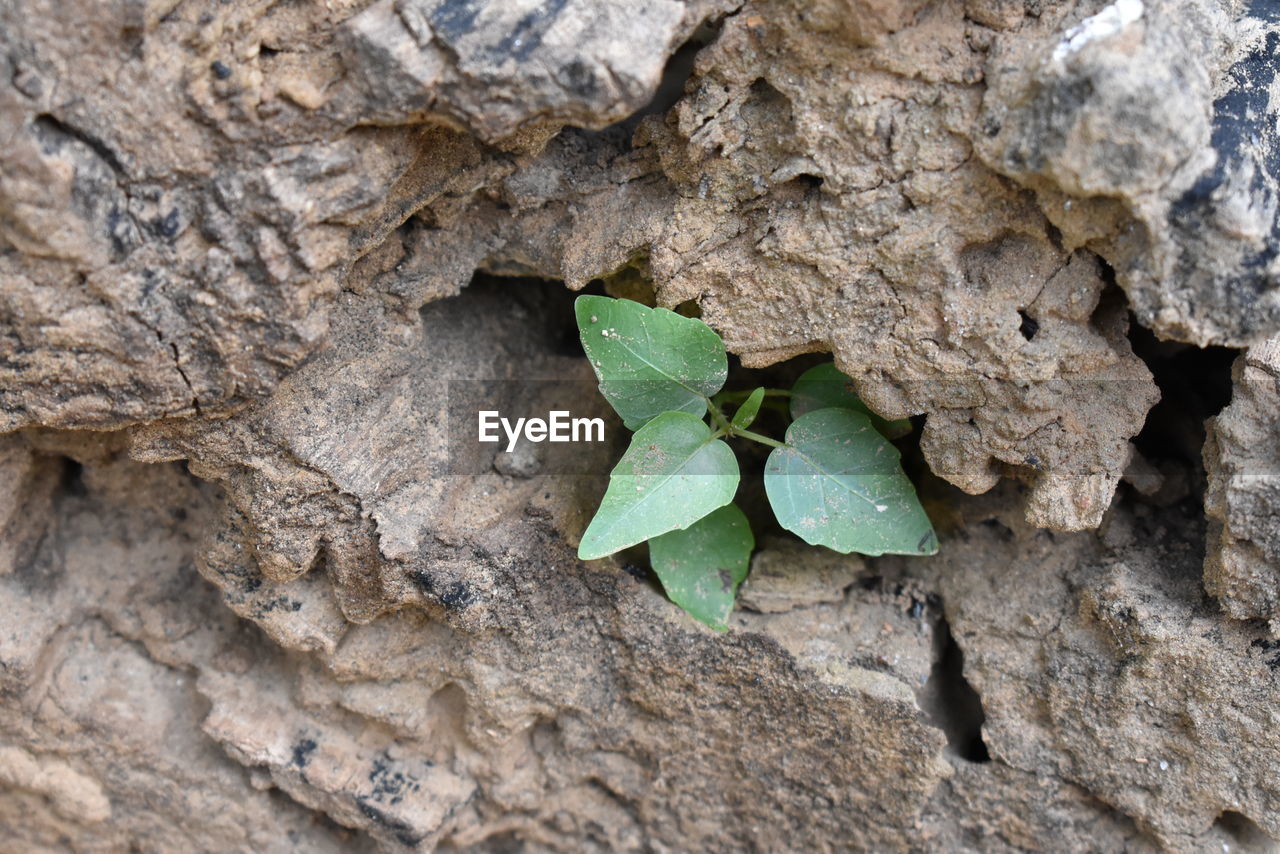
[576,295,937,629]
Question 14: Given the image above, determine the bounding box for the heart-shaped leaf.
[579,411,739,559]
[765,407,936,556]
[731,387,766,430]
[576,295,727,430]
[790,362,912,439]
[648,503,754,631]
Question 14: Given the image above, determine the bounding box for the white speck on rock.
[1052,0,1144,62]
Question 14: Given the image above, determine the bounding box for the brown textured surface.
[1205,338,1280,627]
[3,0,1280,850]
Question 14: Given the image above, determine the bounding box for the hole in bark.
[1213,810,1271,849]
[748,76,788,107]
[1017,310,1039,340]
[672,299,702,318]
[1045,221,1064,251]
[59,458,86,497]
[1127,319,1238,468]
[33,114,127,175]
[919,618,991,762]
[1097,254,1119,288]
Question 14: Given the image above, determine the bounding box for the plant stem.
[730,427,786,449]
[706,398,732,432]
[707,392,789,446]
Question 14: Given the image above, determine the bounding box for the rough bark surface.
[1204,338,1280,627]
[2,0,1280,850]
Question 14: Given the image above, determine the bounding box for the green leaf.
[648,504,754,631]
[790,362,912,439]
[579,411,739,559]
[576,295,728,430]
[731,387,766,430]
[764,407,937,556]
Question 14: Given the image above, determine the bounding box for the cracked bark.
[3,0,1280,850]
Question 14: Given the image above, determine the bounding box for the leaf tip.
[576,535,610,561]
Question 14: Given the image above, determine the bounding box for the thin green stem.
[729,427,786,449]
[706,398,732,432]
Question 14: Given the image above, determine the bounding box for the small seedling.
[576,296,937,630]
